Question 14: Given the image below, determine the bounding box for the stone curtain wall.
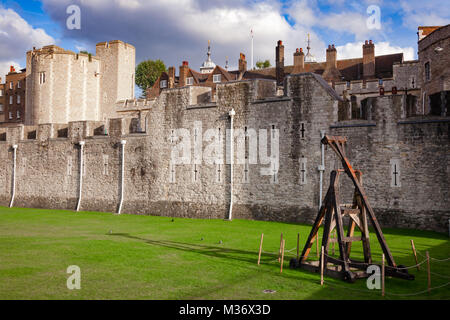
[0,74,448,233]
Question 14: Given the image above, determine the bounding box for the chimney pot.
[369,40,373,44]
[278,40,283,46]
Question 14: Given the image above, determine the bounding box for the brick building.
[4,66,26,123]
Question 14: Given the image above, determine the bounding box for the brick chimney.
[168,66,175,88]
[179,61,189,87]
[322,44,341,82]
[276,40,285,86]
[363,40,375,79]
[293,48,305,72]
[239,53,247,73]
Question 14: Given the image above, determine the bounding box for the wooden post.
[257,233,264,265]
[410,240,420,271]
[320,246,324,286]
[278,233,283,262]
[381,254,385,297]
[297,233,300,260]
[280,240,285,273]
[426,251,431,293]
[316,233,319,258]
[332,230,336,255]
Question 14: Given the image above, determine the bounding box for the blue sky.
[0,0,449,84]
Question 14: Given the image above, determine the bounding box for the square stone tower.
[95,40,136,121]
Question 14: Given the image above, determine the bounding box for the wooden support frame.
[290,135,414,282]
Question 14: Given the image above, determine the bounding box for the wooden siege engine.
[290,135,414,282]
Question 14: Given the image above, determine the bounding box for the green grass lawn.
[0,206,448,300]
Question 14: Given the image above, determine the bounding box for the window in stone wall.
[169,162,176,183]
[160,80,167,88]
[186,77,194,85]
[67,156,73,176]
[410,76,416,89]
[39,72,46,84]
[425,62,430,82]
[243,162,250,183]
[102,155,109,176]
[271,162,278,184]
[170,129,176,143]
[216,164,222,183]
[270,124,277,139]
[390,159,401,188]
[299,122,306,139]
[192,164,199,182]
[299,157,307,185]
[21,157,27,175]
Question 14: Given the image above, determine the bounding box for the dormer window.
[213,74,221,83]
[160,80,167,88]
[186,77,194,85]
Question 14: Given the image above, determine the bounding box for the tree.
[255,60,271,69]
[135,59,167,92]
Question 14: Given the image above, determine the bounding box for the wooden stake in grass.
[297,233,300,261]
[278,233,283,262]
[381,254,385,297]
[426,251,431,293]
[320,245,324,286]
[280,240,285,273]
[410,239,420,271]
[257,233,264,266]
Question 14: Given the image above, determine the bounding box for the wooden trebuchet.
[289,135,414,283]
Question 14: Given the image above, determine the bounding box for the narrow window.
[17,95,20,104]
[9,96,13,104]
[21,157,27,175]
[271,162,278,184]
[160,80,167,88]
[271,124,276,139]
[16,110,20,119]
[390,159,401,187]
[170,129,175,143]
[216,164,222,183]
[300,122,306,139]
[0,104,3,112]
[67,156,73,176]
[169,163,176,183]
[17,80,21,89]
[0,89,3,96]
[243,162,250,183]
[192,164,199,182]
[8,112,12,119]
[102,155,109,176]
[300,157,307,185]
[410,76,416,89]
[186,77,194,85]
[425,62,430,81]
[39,72,46,84]
[378,79,383,86]
[9,82,13,89]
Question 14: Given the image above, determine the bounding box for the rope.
[416,251,450,262]
[324,279,450,297]
[322,252,429,269]
[430,271,450,279]
[385,282,450,297]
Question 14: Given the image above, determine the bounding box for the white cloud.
[0,6,54,79]
[336,41,415,60]
[399,0,450,29]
